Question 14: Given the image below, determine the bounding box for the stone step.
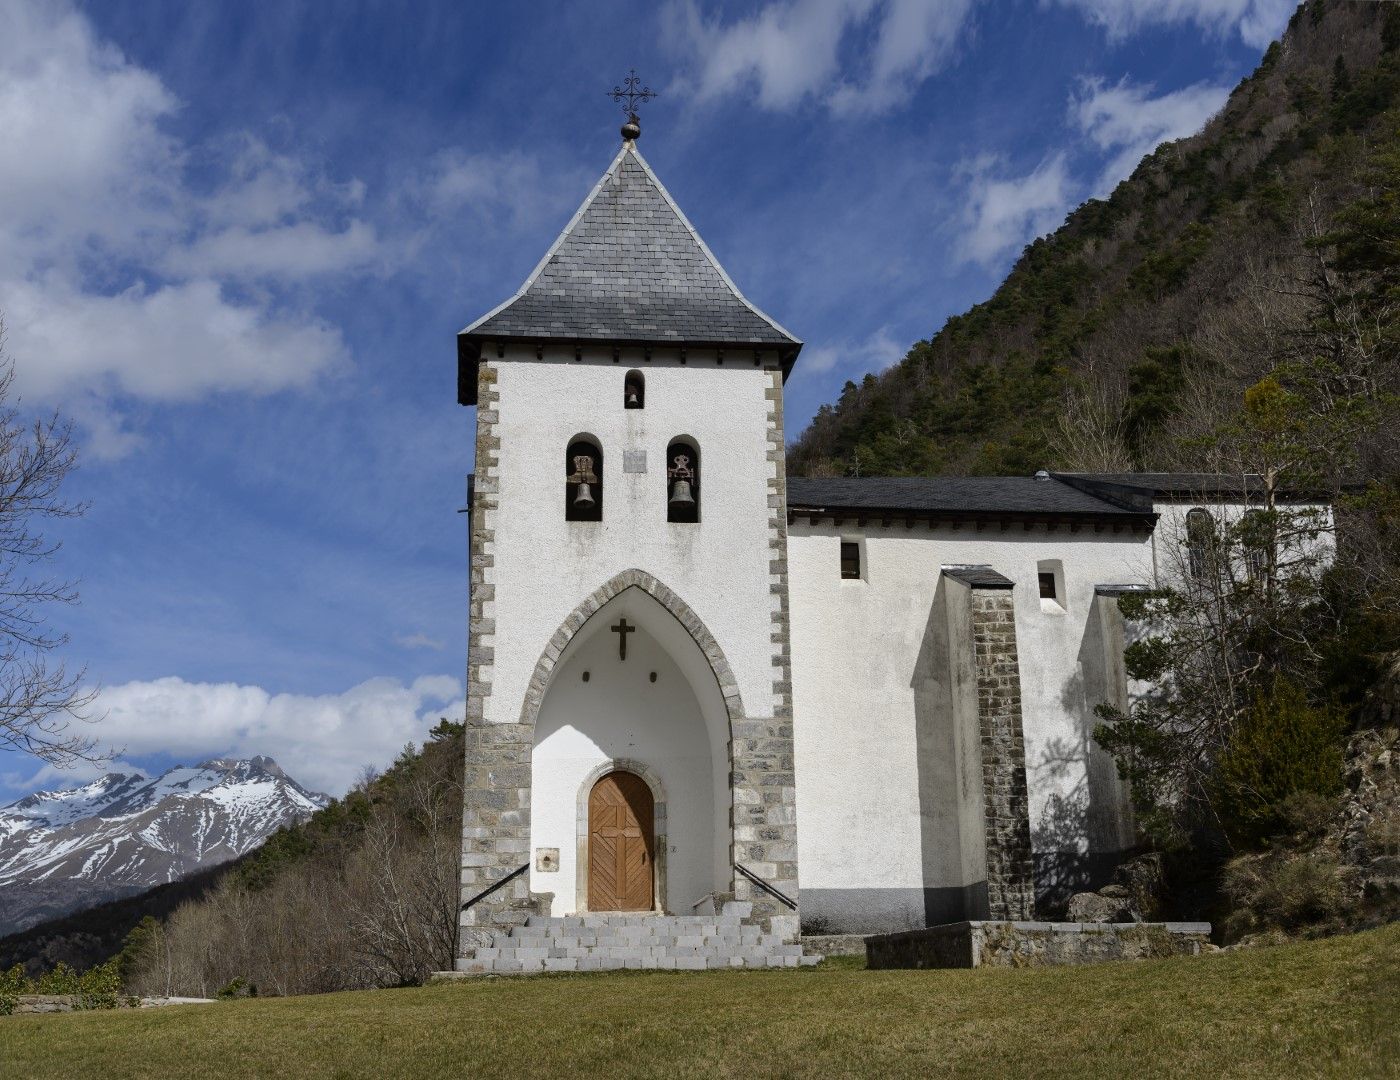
[456,908,819,977]
[453,952,822,975]
[523,914,745,932]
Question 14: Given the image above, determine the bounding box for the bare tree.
[1049,373,1134,471]
[0,318,97,766]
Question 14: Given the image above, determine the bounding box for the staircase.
[454,902,820,975]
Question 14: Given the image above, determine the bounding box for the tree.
[0,318,96,766]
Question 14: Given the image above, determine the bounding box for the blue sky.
[0,0,1290,797]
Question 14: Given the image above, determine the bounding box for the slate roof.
[457,144,800,404]
[1057,472,1334,502]
[786,476,1155,523]
[941,565,1015,589]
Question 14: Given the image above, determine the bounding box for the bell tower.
[455,108,804,952]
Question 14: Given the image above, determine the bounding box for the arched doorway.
[588,770,655,911]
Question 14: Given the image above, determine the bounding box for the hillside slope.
[789,0,1400,478]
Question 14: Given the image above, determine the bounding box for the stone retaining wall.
[865,920,1213,969]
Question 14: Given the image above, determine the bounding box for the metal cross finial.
[608,69,657,117]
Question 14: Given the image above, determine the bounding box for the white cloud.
[1050,0,1294,49]
[956,153,1073,267]
[6,277,345,403]
[396,632,446,651]
[0,0,370,427]
[86,674,464,796]
[802,326,905,376]
[1072,76,1231,193]
[424,149,586,233]
[666,0,973,115]
[2,758,148,801]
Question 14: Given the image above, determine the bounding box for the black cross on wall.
[611,618,635,661]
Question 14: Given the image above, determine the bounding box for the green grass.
[6,925,1399,1079]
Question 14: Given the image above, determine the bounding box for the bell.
[574,482,596,509]
[626,390,640,408]
[668,478,694,509]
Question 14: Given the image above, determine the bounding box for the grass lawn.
[5,924,1398,1079]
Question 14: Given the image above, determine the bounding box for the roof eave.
[456,331,803,406]
[787,504,1157,531]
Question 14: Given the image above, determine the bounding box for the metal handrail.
[735,863,797,910]
[460,862,529,913]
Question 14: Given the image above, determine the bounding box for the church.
[450,117,1289,973]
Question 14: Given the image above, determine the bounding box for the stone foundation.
[865,920,1213,969]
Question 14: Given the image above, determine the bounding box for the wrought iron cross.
[607,69,657,121]
[611,618,635,661]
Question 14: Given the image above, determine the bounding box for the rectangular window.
[840,541,861,580]
[1038,571,1057,599]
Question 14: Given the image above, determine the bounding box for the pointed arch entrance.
[461,568,799,929]
[531,578,731,914]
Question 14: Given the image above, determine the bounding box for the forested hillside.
[789,0,1399,479]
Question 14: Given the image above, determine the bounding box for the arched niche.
[565,435,603,522]
[666,436,700,524]
[624,370,645,410]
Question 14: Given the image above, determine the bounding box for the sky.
[0,0,1291,799]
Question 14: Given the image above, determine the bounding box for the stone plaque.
[535,847,560,873]
[623,449,647,474]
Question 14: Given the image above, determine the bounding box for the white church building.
[452,123,1292,968]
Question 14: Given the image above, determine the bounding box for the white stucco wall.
[787,522,1153,931]
[480,345,781,726]
[1150,498,1335,588]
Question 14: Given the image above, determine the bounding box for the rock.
[1111,853,1165,920]
[1099,883,1131,899]
[1067,892,1134,923]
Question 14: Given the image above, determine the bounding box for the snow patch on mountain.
[0,757,330,936]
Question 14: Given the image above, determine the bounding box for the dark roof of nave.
[786,476,1156,526]
[457,144,800,404]
[1058,472,1337,502]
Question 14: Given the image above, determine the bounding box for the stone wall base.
[864,920,1213,969]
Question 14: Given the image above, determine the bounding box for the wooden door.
[588,771,654,911]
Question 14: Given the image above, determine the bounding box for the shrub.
[0,964,23,1016]
[1212,678,1347,847]
[218,976,256,1000]
[0,959,126,1011]
[1222,850,1352,940]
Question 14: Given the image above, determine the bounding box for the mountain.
[0,756,329,936]
[788,0,1400,478]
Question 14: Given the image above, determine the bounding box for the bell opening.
[624,370,645,410]
[565,436,603,522]
[666,438,700,524]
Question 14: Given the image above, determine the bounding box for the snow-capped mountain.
[0,757,329,936]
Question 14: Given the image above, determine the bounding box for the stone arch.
[518,568,744,731]
[575,758,668,913]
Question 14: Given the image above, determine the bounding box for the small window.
[1186,507,1215,581]
[566,437,602,522]
[1241,509,1269,581]
[624,370,645,410]
[1037,558,1064,611]
[840,541,861,580]
[666,438,699,523]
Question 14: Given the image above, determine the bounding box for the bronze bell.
[668,478,694,509]
[568,453,599,511]
[626,389,640,408]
